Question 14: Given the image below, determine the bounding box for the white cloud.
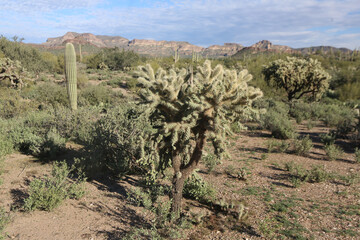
[0,0,359,48]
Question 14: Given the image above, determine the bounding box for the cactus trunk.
[65,43,77,110]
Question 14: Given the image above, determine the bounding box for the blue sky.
[0,0,359,49]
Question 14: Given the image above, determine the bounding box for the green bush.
[355,148,360,164]
[202,153,219,172]
[320,132,336,145]
[21,82,68,108]
[79,85,121,107]
[293,135,313,156]
[77,72,89,89]
[324,144,343,161]
[38,128,66,158]
[285,162,329,187]
[183,172,216,203]
[79,104,154,178]
[265,139,289,153]
[261,109,296,139]
[289,101,312,124]
[24,161,86,211]
[0,207,10,240]
[0,87,37,118]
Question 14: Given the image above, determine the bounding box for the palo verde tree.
[262,56,331,101]
[135,60,263,216]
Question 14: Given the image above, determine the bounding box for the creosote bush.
[261,109,296,139]
[292,135,313,156]
[24,161,86,211]
[79,103,154,178]
[324,144,344,161]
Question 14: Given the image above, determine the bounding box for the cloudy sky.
[0,0,359,49]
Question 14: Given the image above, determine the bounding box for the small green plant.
[355,148,360,163]
[307,165,329,183]
[226,166,251,181]
[261,109,296,139]
[265,139,289,153]
[284,162,329,187]
[24,161,86,211]
[306,120,314,130]
[127,187,153,210]
[202,153,219,173]
[0,207,9,240]
[292,135,313,156]
[324,144,343,161]
[183,172,216,204]
[320,132,336,145]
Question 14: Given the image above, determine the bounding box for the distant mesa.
[40,32,352,57]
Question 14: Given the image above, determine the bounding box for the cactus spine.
[65,43,77,110]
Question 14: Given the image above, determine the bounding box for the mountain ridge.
[40,32,353,57]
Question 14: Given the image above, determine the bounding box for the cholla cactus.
[135,60,262,215]
[64,43,77,110]
[0,58,26,88]
[263,57,331,101]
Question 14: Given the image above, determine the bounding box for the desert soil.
[1,122,359,240]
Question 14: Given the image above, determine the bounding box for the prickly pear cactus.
[65,43,77,110]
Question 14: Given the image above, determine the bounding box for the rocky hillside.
[42,32,242,57]
[41,32,352,57]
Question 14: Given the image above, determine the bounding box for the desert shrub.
[202,153,219,172]
[285,162,329,187]
[126,77,139,91]
[254,98,289,115]
[265,139,289,153]
[307,165,329,183]
[261,109,296,139]
[183,172,216,203]
[354,148,360,164]
[0,126,14,157]
[80,104,154,178]
[324,144,344,161]
[23,161,86,211]
[85,48,140,70]
[289,101,312,123]
[0,36,51,73]
[79,85,121,107]
[320,132,336,145]
[0,207,10,240]
[292,135,313,156]
[50,106,100,144]
[105,77,123,88]
[37,128,66,158]
[0,88,37,118]
[20,82,68,108]
[127,187,153,210]
[77,72,89,89]
[321,104,356,135]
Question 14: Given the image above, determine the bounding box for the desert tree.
[262,56,331,101]
[135,60,263,216]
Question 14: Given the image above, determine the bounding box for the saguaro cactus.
[65,43,77,110]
